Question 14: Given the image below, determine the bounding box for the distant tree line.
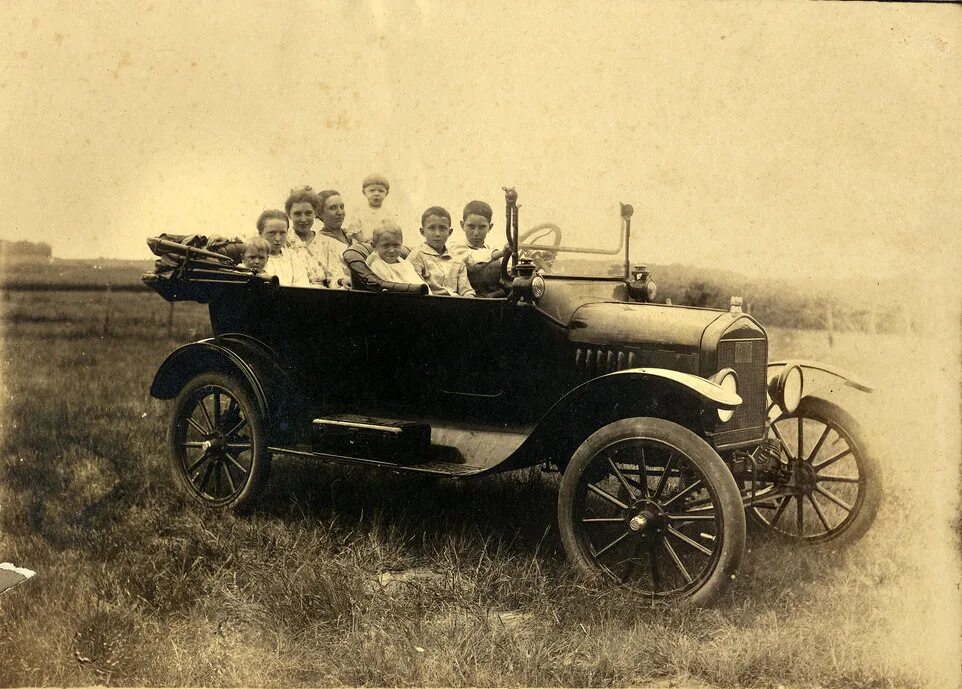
[0,239,52,258]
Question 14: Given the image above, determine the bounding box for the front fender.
[150,333,300,431]
[502,368,740,471]
[768,360,874,393]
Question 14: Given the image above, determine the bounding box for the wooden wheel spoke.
[661,479,704,508]
[186,450,213,476]
[225,442,253,452]
[212,391,222,427]
[224,416,248,440]
[666,525,713,556]
[588,483,630,511]
[807,494,831,532]
[806,425,831,463]
[662,538,693,584]
[815,485,853,512]
[652,452,677,501]
[770,495,790,525]
[817,474,859,484]
[593,530,632,558]
[797,415,804,465]
[222,463,237,494]
[186,417,209,436]
[225,453,250,476]
[813,448,852,472]
[666,512,717,522]
[582,517,626,524]
[195,457,217,493]
[197,397,215,433]
[608,459,637,501]
[770,423,795,462]
[181,441,207,449]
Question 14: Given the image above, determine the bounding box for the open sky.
[0,1,959,282]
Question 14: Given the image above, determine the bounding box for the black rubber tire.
[558,417,746,607]
[167,371,271,513]
[749,396,881,545]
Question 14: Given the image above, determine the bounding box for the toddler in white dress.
[365,220,426,288]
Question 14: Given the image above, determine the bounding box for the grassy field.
[0,285,958,688]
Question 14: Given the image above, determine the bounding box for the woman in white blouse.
[283,187,350,288]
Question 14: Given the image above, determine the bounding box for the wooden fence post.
[167,301,175,337]
[102,285,112,336]
[825,302,834,348]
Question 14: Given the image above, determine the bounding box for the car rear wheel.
[748,396,881,544]
[558,417,745,606]
[167,371,271,512]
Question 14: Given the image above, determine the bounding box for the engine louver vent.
[574,346,638,377]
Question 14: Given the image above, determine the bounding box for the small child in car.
[406,206,475,297]
[241,236,270,274]
[347,173,400,245]
[365,220,426,287]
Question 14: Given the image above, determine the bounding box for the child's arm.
[456,262,476,298]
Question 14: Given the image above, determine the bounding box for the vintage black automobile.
[144,188,881,605]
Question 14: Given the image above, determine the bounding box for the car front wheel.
[167,371,271,512]
[749,396,881,544]
[558,417,746,606]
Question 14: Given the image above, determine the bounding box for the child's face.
[261,219,288,255]
[243,245,269,272]
[289,201,316,236]
[461,213,492,248]
[374,233,403,264]
[420,214,452,253]
[363,184,388,209]
[320,195,345,229]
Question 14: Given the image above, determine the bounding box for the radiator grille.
[716,338,767,436]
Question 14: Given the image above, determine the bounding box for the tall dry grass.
[0,289,958,687]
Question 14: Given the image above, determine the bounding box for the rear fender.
[150,334,299,432]
[505,368,741,471]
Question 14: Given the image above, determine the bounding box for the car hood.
[567,301,731,353]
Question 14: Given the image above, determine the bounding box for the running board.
[267,446,487,477]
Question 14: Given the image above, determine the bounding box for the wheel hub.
[627,501,665,533]
[794,461,817,495]
[202,432,227,454]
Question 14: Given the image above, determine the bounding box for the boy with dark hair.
[450,200,508,298]
[406,206,475,297]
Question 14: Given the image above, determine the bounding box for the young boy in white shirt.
[365,220,426,288]
[449,200,509,298]
[346,173,399,245]
[406,206,475,297]
[449,200,506,267]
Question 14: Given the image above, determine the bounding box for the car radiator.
[711,337,768,448]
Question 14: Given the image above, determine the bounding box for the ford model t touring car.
[144,188,881,605]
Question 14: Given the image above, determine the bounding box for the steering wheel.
[500,222,564,285]
[519,222,562,272]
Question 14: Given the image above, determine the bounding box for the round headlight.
[531,275,546,299]
[781,365,803,414]
[717,370,738,422]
